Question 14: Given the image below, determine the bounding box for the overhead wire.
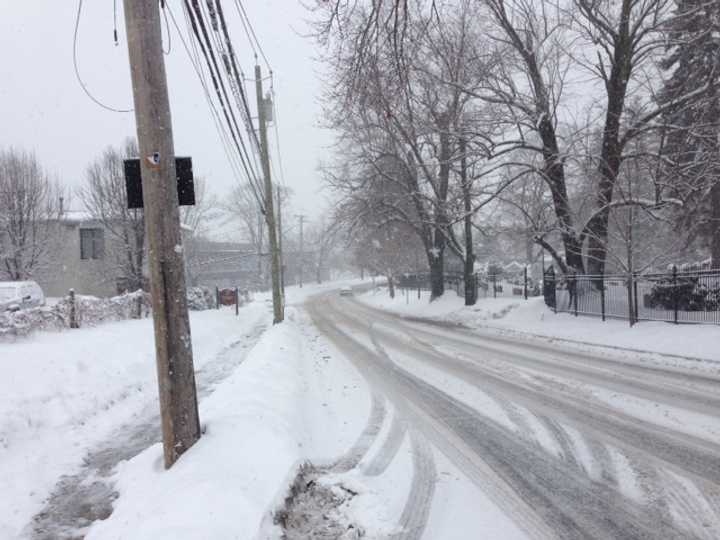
[183,0,266,207]
[171,3,244,189]
[167,2,265,211]
[73,0,133,113]
[233,0,271,70]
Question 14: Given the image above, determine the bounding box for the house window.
[80,228,104,260]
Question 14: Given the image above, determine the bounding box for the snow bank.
[0,304,268,538]
[83,308,370,540]
[359,287,720,362]
[0,287,220,340]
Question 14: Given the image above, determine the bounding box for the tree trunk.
[711,181,720,269]
[387,275,395,298]
[460,137,476,305]
[429,114,451,302]
[429,250,444,300]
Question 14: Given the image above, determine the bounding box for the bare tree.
[79,139,145,292]
[316,0,698,280]
[318,0,504,300]
[222,182,292,288]
[0,148,61,280]
[180,177,221,287]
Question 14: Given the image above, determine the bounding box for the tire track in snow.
[314,298,712,540]
[330,391,386,474]
[388,433,436,540]
[363,414,408,477]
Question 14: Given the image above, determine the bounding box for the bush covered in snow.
[647,276,720,311]
[187,286,217,311]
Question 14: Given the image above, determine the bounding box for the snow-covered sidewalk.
[83,306,373,539]
[358,287,720,363]
[1,304,269,538]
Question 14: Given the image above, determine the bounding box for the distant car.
[0,281,45,312]
[339,287,354,297]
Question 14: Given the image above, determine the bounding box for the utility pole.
[296,214,306,287]
[255,64,283,323]
[277,185,286,298]
[123,0,200,468]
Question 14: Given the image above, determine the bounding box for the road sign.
[124,156,196,209]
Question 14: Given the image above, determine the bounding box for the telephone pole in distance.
[255,64,283,323]
[296,214,306,288]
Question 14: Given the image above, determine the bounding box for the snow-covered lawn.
[358,287,720,363]
[0,304,269,538]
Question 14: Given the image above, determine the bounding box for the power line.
[233,0,271,70]
[166,2,265,211]
[73,0,133,113]
[183,0,266,206]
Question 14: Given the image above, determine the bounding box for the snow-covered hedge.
[0,286,220,339]
[187,286,217,311]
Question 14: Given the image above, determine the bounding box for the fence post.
[235,287,239,316]
[633,273,639,323]
[215,286,220,310]
[626,273,635,327]
[524,267,528,300]
[600,277,606,321]
[69,288,79,329]
[493,274,497,299]
[573,272,579,316]
[672,265,678,324]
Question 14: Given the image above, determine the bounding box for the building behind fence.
[543,267,720,325]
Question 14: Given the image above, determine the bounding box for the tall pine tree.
[660,0,720,267]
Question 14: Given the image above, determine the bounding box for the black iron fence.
[543,266,720,325]
[396,269,542,300]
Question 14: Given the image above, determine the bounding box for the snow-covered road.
[306,291,720,540]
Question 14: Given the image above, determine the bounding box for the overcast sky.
[0,1,332,238]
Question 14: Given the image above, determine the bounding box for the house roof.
[59,210,95,224]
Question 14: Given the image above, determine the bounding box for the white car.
[339,287,354,297]
[0,281,45,312]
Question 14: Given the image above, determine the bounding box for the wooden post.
[573,272,579,316]
[255,64,284,323]
[235,286,239,316]
[600,277,606,321]
[672,265,679,324]
[123,0,201,468]
[216,286,220,310]
[277,185,285,300]
[69,289,79,329]
[523,267,528,300]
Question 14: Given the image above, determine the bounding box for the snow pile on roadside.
[359,288,720,362]
[84,308,371,540]
[0,304,268,539]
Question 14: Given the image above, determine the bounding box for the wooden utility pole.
[123,0,201,468]
[296,214,306,288]
[277,185,286,299]
[255,64,283,323]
